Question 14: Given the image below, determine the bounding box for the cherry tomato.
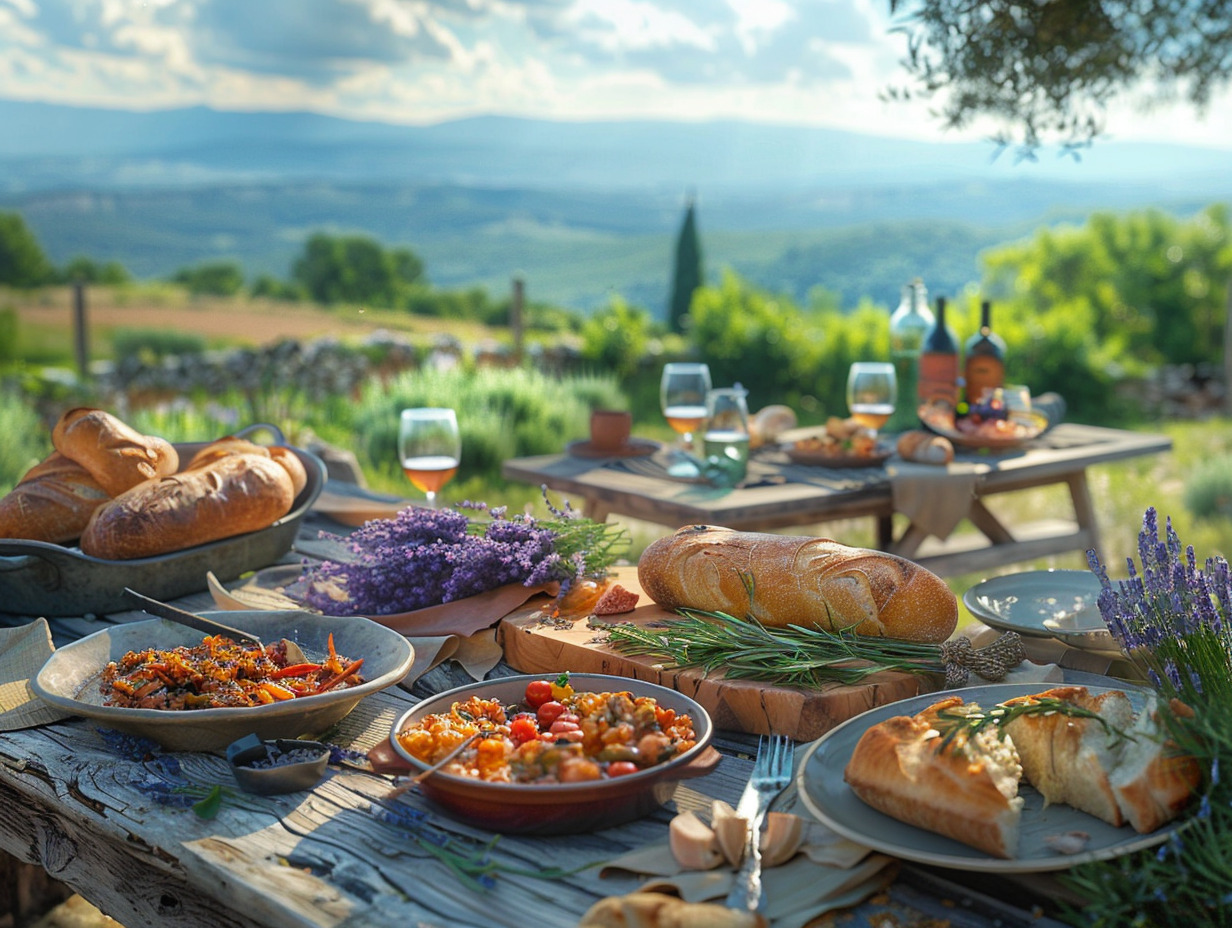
[607,761,639,777]
[524,679,553,709]
[508,716,539,745]
[536,700,567,727]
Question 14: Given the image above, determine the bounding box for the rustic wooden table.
[503,423,1172,576]
[0,510,1082,928]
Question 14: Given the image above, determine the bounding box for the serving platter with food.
[0,409,325,615]
[376,672,718,834]
[918,400,1048,451]
[796,683,1197,872]
[782,416,892,467]
[31,609,414,751]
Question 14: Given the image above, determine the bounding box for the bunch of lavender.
[300,495,629,616]
[1087,506,1232,707]
[1062,508,1232,926]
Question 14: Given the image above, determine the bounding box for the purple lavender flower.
[299,499,620,615]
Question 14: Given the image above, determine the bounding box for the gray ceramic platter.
[32,610,414,752]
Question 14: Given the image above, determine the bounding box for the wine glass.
[660,362,712,449]
[846,362,897,432]
[397,407,460,507]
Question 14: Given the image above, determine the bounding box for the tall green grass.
[0,392,50,493]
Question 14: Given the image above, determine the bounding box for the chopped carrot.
[269,663,323,679]
[316,658,364,694]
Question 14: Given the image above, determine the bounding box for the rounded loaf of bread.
[0,452,111,543]
[637,524,958,642]
[52,407,179,496]
[80,452,295,560]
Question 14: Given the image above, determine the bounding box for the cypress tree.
[667,197,702,333]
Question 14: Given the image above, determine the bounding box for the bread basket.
[0,429,324,618]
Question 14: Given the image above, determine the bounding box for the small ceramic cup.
[589,410,632,452]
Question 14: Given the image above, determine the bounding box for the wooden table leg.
[966,499,1015,545]
[581,499,610,523]
[1067,471,1100,553]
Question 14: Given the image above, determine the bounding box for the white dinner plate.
[795,682,1183,873]
[962,569,1122,657]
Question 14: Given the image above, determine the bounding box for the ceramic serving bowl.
[387,673,718,835]
[32,610,415,752]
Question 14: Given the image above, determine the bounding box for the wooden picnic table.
[502,423,1172,576]
[0,507,1088,928]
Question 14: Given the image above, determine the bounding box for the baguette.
[188,437,308,496]
[80,453,295,560]
[52,407,179,496]
[637,524,958,643]
[0,452,111,543]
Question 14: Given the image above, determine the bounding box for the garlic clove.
[710,800,751,867]
[668,811,724,870]
[758,812,805,867]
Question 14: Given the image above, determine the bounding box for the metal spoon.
[386,731,484,799]
[124,587,266,648]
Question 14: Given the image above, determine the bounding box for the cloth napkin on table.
[596,765,896,928]
[207,568,554,687]
[0,619,74,731]
[886,459,989,540]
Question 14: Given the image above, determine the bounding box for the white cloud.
[0,0,1227,150]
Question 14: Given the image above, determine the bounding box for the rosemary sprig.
[604,609,949,687]
[932,697,1134,755]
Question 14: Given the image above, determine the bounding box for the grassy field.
[5,285,511,363]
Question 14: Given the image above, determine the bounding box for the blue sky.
[1,0,1229,149]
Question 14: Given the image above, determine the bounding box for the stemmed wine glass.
[660,362,712,450]
[846,363,897,432]
[397,407,460,508]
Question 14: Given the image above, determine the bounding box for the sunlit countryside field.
[6,284,1232,633]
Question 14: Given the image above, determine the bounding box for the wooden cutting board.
[497,567,938,742]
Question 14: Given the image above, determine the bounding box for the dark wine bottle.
[918,296,960,407]
[963,300,1007,407]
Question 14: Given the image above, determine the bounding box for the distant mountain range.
[2,99,1230,312]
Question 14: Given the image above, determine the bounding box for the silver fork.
[724,734,796,912]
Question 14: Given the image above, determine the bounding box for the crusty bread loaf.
[187,438,307,497]
[0,452,111,543]
[268,446,308,497]
[896,430,955,465]
[80,453,295,559]
[844,687,1200,858]
[577,892,767,928]
[844,695,1025,858]
[1002,685,1136,826]
[1109,697,1203,833]
[52,407,179,496]
[637,525,958,643]
[186,437,271,469]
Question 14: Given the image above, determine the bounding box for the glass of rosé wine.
[398,407,460,508]
[660,362,712,450]
[846,362,897,432]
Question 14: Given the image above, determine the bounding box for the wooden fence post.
[72,281,89,383]
[511,276,525,363]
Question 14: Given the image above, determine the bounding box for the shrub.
[1183,457,1232,523]
[0,390,50,493]
[112,328,207,362]
[581,297,654,381]
[349,366,625,489]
